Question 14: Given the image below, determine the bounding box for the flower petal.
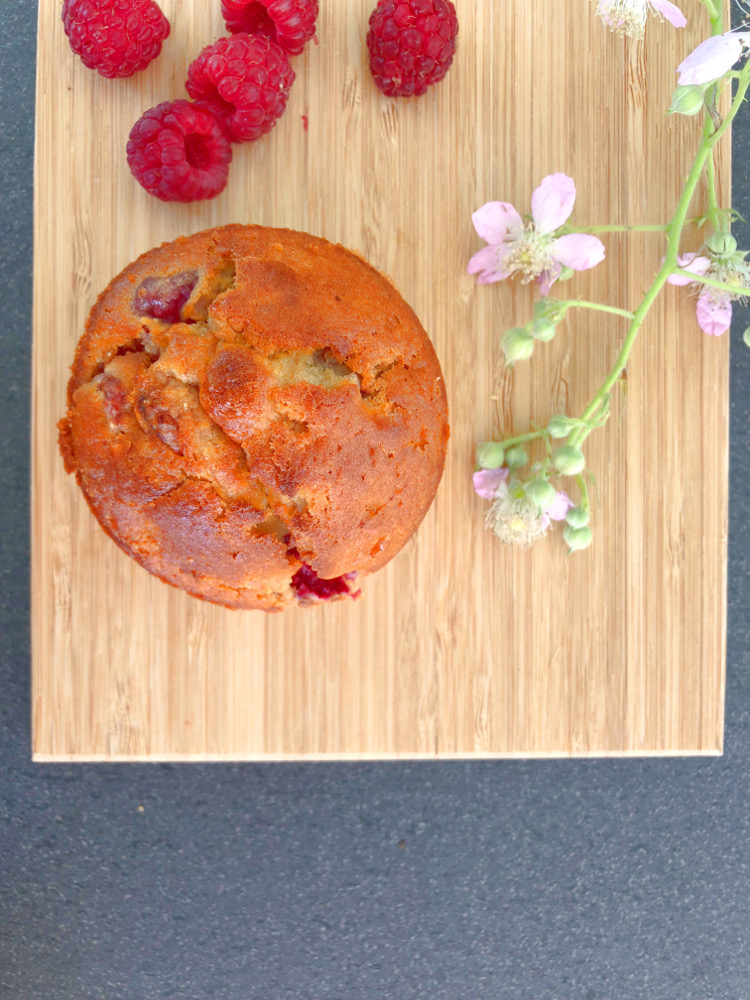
[531,173,576,234]
[695,291,732,336]
[538,262,562,296]
[467,245,499,272]
[471,201,523,245]
[473,466,509,500]
[666,253,711,285]
[545,490,574,521]
[549,234,606,271]
[652,0,687,28]
[468,244,508,284]
[677,33,746,86]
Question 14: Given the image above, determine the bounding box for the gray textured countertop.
[2,3,750,998]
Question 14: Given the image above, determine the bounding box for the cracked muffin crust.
[58,225,450,610]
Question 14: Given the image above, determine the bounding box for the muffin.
[58,225,449,610]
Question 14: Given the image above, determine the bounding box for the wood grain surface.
[32,0,729,760]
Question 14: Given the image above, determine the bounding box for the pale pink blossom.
[595,0,686,38]
[468,174,605,295]
[677,31,750,86]
[472,466,509,500]
[543,490,574,523]
[695,294,733,336]
[668,251,748,337]
[666,252,711,285]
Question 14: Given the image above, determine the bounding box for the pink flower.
[543,490,574,524]
[695,294,733,337]
[595,0,686,38]
[666,252,711,285]
[677,31,750,86]
[667,251,748,337]
[472,466,509,500]
[468,173,605,295]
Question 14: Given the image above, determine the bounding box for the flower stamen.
[596,0,650,38]
[594,0,686,39]
[485,493,551,548]
[501,228,555,283]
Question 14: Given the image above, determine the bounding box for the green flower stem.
[673,268,745,294]
[705,142,720,231]
[699,0,722,29]
[575,474,590,511]
[701,0,722,22]
[567,57,750,451]
[496,429,547,450]
[703,16,724,236]
[560,299,635,320]
[706,72,750,150]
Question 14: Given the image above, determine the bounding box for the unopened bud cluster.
[501,300,570,364]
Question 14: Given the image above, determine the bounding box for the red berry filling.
[186,34,295,144]
[291,563,360,603]
[134,271,199,323]
[126,100,232,203]
[222,0,319,56]
[98,373,132,428]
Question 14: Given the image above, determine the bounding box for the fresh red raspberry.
[186,34,295,144]
[126,100,232,203]
[367,0,458,97]
[61,0,170,79]
[221,0,318,56]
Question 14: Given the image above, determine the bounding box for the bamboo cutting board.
[32,0,729,760]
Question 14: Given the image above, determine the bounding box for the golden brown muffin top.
[59,225,449,610]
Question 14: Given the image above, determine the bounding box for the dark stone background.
[2,3,749,998]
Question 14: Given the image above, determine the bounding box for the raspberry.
[126,101,232,203]
[186,34,295,144]
[222,0,318,56]
[61,0,170,79]
[367,0,458,97]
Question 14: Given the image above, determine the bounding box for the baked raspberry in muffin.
[58,225,449,610]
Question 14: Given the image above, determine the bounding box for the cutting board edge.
[32,748,724,763]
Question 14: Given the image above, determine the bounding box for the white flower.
[485,493,551,547]
[477,470,573,548]
[594,0,687,39]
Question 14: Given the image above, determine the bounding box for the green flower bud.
[501,328,534,364]
[552,444,586,476]
[706,232,737,259]
[557,265,575,282]
[475,441,505,470]
[505,446,528,469]
[563,524,593,551]
[531,318,557,342]
[668,84,706,117]
[524,479,557,511]
[743,327,750,348]
[547,414,577,439]
[565,506,590,529]
[533,299,567,324]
